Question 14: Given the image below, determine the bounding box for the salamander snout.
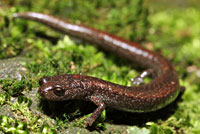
[39,77,50,86]
[38,76,71,101]
[38,77,49,96]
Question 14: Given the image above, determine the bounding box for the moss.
[0,8,25,59]
[0,77,32,96]
[0,96,56,133]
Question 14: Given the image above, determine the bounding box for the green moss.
[0,77,32,96]
[148,8,200,65]
[0,8,25,59]
[25,36,137,86]
[0,96,56,133]
[0,115,29,134]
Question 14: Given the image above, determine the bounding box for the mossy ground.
[0,0,200,133]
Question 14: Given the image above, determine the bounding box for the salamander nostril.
[39,77,49,86]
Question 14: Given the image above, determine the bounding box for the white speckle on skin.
[44,86,53,93]
[171,81,175,85]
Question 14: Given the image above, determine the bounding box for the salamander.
[13,12,184,126]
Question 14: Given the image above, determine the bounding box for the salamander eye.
[53,87,65,96]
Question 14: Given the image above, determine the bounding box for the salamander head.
[38,74,86,101]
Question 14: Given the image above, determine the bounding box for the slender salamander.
[13,12,184,126]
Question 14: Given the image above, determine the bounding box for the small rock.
[0,57,27,80]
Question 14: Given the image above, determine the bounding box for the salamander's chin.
[38,88,45,98]
[38,88,42,96]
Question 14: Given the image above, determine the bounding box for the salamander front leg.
[131,69,155,86]
[85,96,106,126]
